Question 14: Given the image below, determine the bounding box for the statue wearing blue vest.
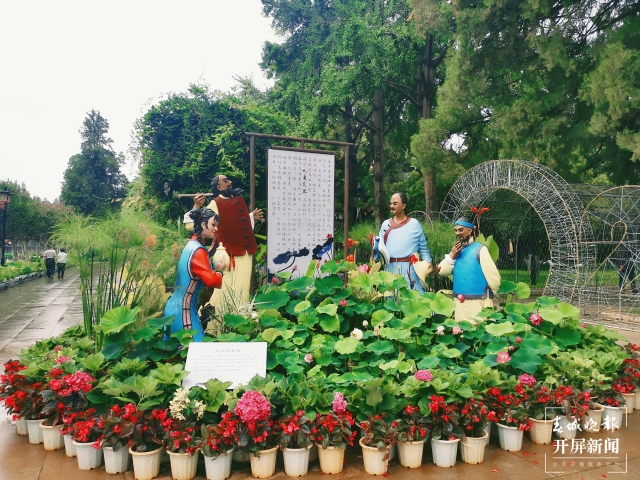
[437,216,500,321]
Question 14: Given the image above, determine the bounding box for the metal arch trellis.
[440,160,595,303]
[578,186,640,328]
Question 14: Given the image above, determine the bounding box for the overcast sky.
[0,0,279,202]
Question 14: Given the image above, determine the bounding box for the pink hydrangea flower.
[56,355,71,364]
[235,391,271,423]
[332,392,347,414]
[414,370,433,382]
[496,351,511,364]
[529,313,543,326]
[518,374,537,386]
[304,353,313,364]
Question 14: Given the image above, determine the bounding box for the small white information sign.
[182,342,267,389]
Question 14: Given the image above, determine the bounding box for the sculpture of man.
[185,174,264,309]
[438,216,501,321]
[378,193,432,293]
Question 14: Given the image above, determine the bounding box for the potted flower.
[164,387,208,480]
[16,380,48,445]
[97,404,138,474]
[234,390,279,479]
[0,359,28,435]
[552,385,589,439]
[200,411,237,480]
[613,374,636,413]
[164,418,201,480]
[495,389,531,452]
[40,368,96,451]
[129,408,169,480]
[70,411,105,470]
[457,398,490,464]
[311,393,356,474]
[526,384,556,444]
[425,395,463,467]
[395,405,429,468]
[60,408,96,457]
[358,413,396,475]
[277,410,312,477]
[622,357,640,411]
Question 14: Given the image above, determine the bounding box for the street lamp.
[0,189,14,266]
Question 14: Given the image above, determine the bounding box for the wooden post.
[344,145,350,262]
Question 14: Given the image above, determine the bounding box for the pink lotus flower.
[340,299,347,307]
[529,313,543,326]
[358,264,370,273]
[515,336,522,344]
[518,374,537,386]
[332,392,347,414]
[414,370,433,382]
[581,323,587,328]
[457,294,465,303]
[496,351,511,364]
[452,326,462,335]
[508,346,514,351]
[304,353,313,364]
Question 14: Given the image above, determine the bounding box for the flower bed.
[1,261,638,476]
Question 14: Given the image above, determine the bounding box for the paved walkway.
[1,272,639,479]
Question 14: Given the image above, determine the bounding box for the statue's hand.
[253,208,264,221]
[193,193,206,209]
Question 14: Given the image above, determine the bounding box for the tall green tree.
[61,110,129,215]
[134,83,293,222]
[410,0,640,191]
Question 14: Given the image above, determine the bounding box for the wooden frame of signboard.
[245,132,355,260]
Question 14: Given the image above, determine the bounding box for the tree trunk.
[419,34,438,213]
[423,171,437,213]
[373,88,385,226]
[343,102,358,229]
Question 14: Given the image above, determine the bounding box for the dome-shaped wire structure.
[441,160,640,329]
[578,186,640,327]
[441,160,594,303]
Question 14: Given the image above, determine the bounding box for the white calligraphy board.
[267,149,335,279]
[182,342,267,389]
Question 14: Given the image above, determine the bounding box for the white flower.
[362,320,369,327]
[251,311,259,322]
[350,328,364,340]
[373,327,380,337]
[436,325,445,335]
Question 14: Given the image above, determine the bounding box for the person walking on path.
[377,193,432,293]
[57,248,68,279]
[165,208,226,342]
[43,245,56,279]
[437,216,501,321]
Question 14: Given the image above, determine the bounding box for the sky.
[0,0,280,202]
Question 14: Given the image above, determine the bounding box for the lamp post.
[0,189,14,266]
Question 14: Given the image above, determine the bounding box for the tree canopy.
[61,110,129,215]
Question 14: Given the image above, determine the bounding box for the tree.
[61,110,129,215]
[134,83,293,222]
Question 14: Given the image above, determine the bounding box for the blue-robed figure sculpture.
[375,193,432,293]
[164,208,225,342]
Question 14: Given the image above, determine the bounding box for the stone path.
[1,270,639,479]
